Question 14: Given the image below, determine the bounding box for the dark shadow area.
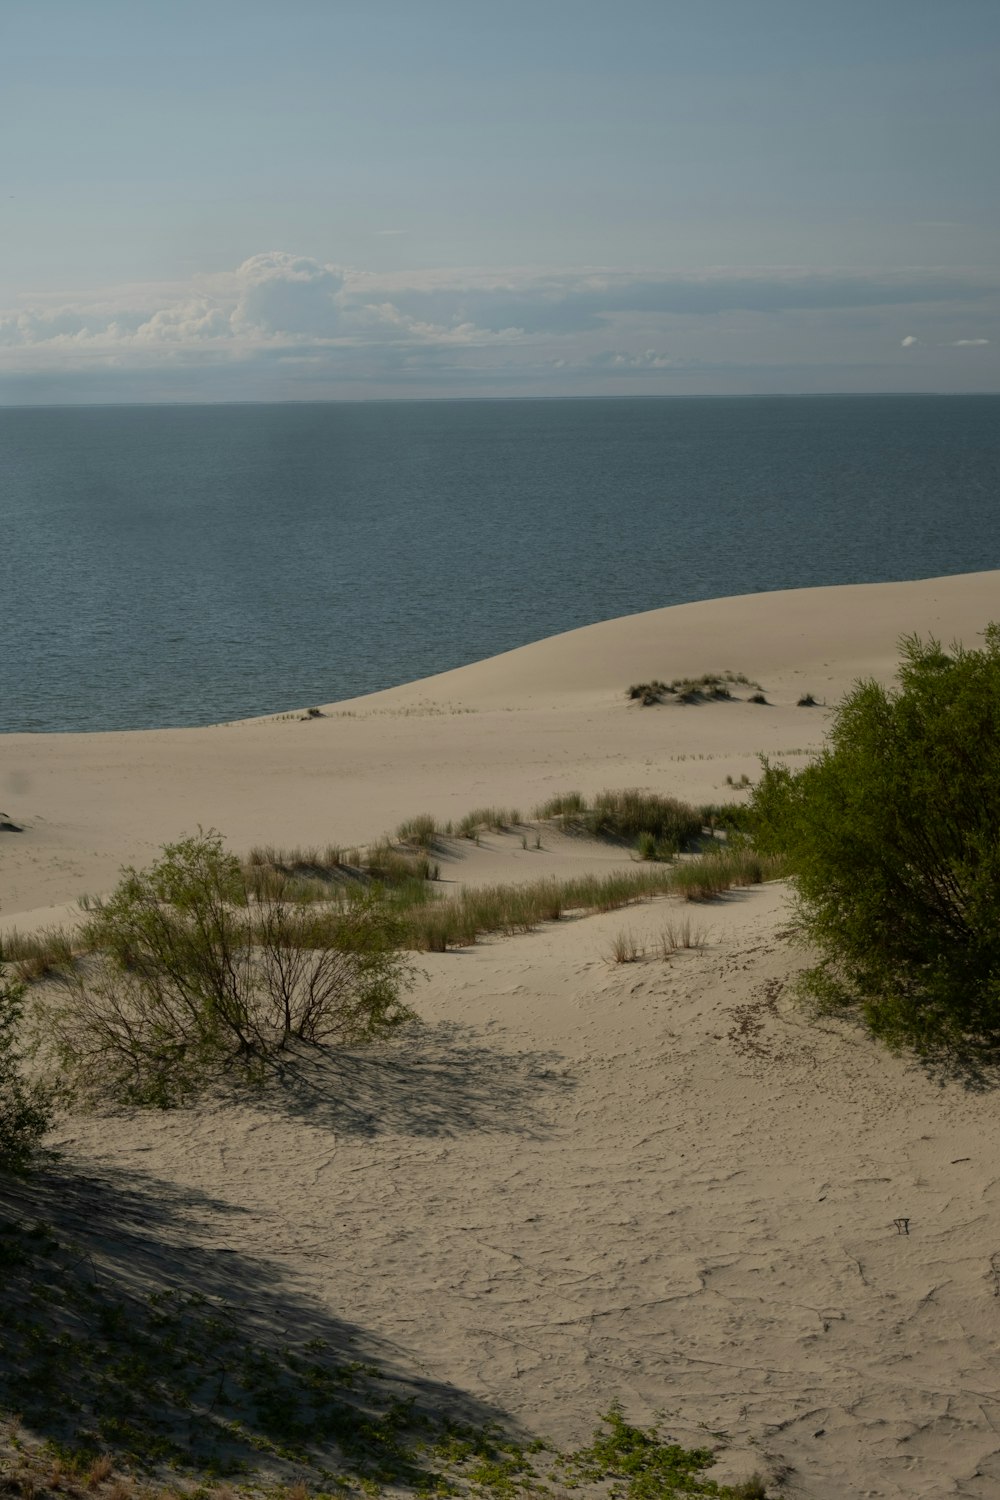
[915,1037,1000,1094]
[0,1162,528,1484]
[253,1021,575,1140]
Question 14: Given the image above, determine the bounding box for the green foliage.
[538,788,703,852]
[56,832,417,1106]
[0,961,54,1174]
[561,1405,767,1498]
[750,626,1000,1049]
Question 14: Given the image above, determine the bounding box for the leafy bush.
[0,960,54,1173]
[750,627,1000,1049]
[55,832,417,1106]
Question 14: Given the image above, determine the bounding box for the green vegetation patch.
[749,625,1000,1054]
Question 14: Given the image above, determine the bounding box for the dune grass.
[628,671,763,705]
[534,787,705,854]
[456,806,522,838]
[670,847,786,901]
[0,926,79,982]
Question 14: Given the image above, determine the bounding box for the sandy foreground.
[4,571,1000,1498]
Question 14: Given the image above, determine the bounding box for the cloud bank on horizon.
[1,251,997,403]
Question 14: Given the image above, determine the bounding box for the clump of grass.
[627,680,669,705]
[401,866,680,951]
[534,791,586,819]
[636,830,674,862]
[671,848,786,901]
[608,929,644,963]
[797,691,818,707]
[365,840,440,884]
[243,840,437,898]
[394,814,441,848]
[748,691,769,705]
[586,789,703,849]
[0,926,79,982]
[456,806,522,838]
[658,916,707,953]
[724,773,752,789]
[640,671,764,704]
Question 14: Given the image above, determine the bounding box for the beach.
[4,569,1000,1498]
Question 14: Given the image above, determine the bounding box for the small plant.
[670,848,786,901]
[0,960,55,1174]
[86,1455,114,1489]
[561,1405,769,1499]
[658,917,707,954]
[394,814,440,849]
[748,692,769,705]
[627,680,668,705]
[457,808,503,838]
[636,830,673,862]
[609,929,644,964]
[54,833,418,1107]
[534,790,586,819]
[1,925,78,982]
[797,692,818,707]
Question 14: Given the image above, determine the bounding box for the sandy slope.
[5,571,1000,1497]
[2,570,999,927]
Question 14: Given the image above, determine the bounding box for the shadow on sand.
[0,1160,528,1485]
[249,1020,576,1140]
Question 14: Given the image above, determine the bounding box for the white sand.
[4,570,1000,1497]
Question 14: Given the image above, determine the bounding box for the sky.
[1,0,998,403]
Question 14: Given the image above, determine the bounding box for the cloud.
[1,252,998,401]
[365,269,1000,336]
[952,337,990,346]
[230,252,345,338]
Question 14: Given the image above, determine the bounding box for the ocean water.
[2,395,999,733]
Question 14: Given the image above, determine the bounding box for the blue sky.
[2,0,998,401]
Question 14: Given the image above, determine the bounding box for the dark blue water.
[2,396,998,733]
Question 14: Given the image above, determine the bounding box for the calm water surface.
[2,396,998,732]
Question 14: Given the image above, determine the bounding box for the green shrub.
[0,961,54,1173]
[56,832,417,1106]
[750,627,1000,1049]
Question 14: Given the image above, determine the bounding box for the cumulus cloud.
[230,252,345,337]
[901,335,919,346]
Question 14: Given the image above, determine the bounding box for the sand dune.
[4,571,1000,1497]
[2,570,998,927]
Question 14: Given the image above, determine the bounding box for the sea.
[2,394,999,734]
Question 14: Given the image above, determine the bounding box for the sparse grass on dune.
[456,806,522,839]
[670,847,787,902]
[394,813,442,848]
[1,926,80,982]
[534,787,704,853]
[400,866,696,952]
[628,671,763,705]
